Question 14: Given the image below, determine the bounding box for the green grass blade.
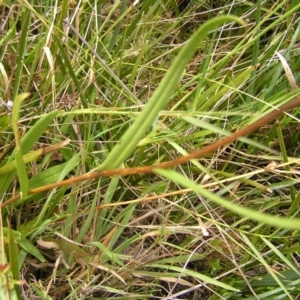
[34,152,81,226]
[0,149,44,175]
[99,15,245,170]
[156,169,300,230]
[7,225,21,300]
[12,93,31,199]
[12,8,30,102]
[241,233,293,300]
[0,110,59,198]
[149,264,240,292]
[261,237,300,276]
[18,238,45,262]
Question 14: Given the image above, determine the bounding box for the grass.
[0,0,300,299]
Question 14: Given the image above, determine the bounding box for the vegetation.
[0,0,300,299]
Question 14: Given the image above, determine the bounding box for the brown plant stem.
[1,94,300,208]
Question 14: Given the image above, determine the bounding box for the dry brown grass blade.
[1,94,300,208]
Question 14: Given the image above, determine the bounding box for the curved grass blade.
[156,169,300,230]
[99,15,245,170]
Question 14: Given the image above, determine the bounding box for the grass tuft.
[0,1,300,299]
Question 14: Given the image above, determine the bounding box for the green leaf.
[0,109,59,198]
[27,162,75,189]
[18,239,46,263]
[0,149,44,175]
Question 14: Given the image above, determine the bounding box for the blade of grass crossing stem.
[114,1,159,55]
[155,169,300,230]
[0,149,44,175]
[98,16,245,170]
[181,116,278,154]
[90,242,124,267]
[34,152,81,227]
[12,93,31,199]
[98,0,120,41]
[0,110,58,198]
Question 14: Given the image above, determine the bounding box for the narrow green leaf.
[0,149,43,175]
[18,239,46,263]
[0,110,58,197]
[241,233,292,300]
[8,225,21,300]
[27,162,72,189]
[261,237,300,276]
[12,93,31,199]
[34,152,81,226]
[12,8,31,101]
[149,264,239,292]
[181,115,278,154]
[198,65,257,111]
[20,110,59,154]
[99,15,245,170]
[90,242,124,267]
[156,169,300,230]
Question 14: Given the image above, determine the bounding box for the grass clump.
[0,0,300,299]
